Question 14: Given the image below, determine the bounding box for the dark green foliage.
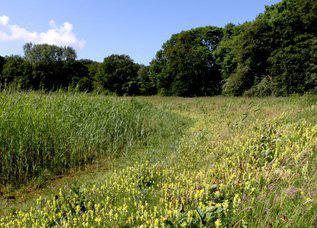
[24,43,76,62]
[1,56,32,89]
[0,56,5,88]
[137,65,157,95]
[64,60,90,90]
[31,61,65,90]
[24,43,85,91]
[213,23,250,81]
[77,77,93,92]
[244,77,273,97]
[96,54,140,95]
[268,35,317,96]
[150,26,224,96]
[30,60,89,91]
[0,56,4,73]
[215,0,317,96]
[0,44,91,91]
[78,59,101,92]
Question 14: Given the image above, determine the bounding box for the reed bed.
[0,92,174,186]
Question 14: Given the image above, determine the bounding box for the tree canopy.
[150,26,224,96]
[214,0,317,96]
[1,56,32,89]
[24,43,77,63]
[95,55,140,95]
[0,0,315,96]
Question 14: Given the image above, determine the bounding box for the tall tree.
[23,43,81,90]
[96,55,140,95]
[150,26,223,96]
[215,0,317,96]
[24,43,77,62]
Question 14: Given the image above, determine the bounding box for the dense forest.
[0,0,316,96]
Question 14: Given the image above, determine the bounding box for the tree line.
[0,0,316,96]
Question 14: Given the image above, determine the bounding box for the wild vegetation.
[0,94,316,227]
[0,92,184,187]
[0,0,316,97]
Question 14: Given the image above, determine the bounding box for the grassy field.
[0,92,184,188]
[0,93,316,227]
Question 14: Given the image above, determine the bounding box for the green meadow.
[0,93,316,227]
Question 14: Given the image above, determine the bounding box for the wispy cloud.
[0,15,85,49]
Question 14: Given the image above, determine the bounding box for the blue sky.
[1,0,281,64]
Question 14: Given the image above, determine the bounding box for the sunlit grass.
[0,94,316,227]
[0,92,185,187]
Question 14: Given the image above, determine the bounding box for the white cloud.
[0,15,9,26]
[0,15,85,49]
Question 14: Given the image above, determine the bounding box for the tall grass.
[0,92,175,186]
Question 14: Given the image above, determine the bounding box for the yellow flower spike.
[154,218,159,226]
[215,219,222,227]
[95,217,102,225]
[75,205,81,214]
[305,197,312,203]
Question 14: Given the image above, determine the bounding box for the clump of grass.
[0,92,179,186]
